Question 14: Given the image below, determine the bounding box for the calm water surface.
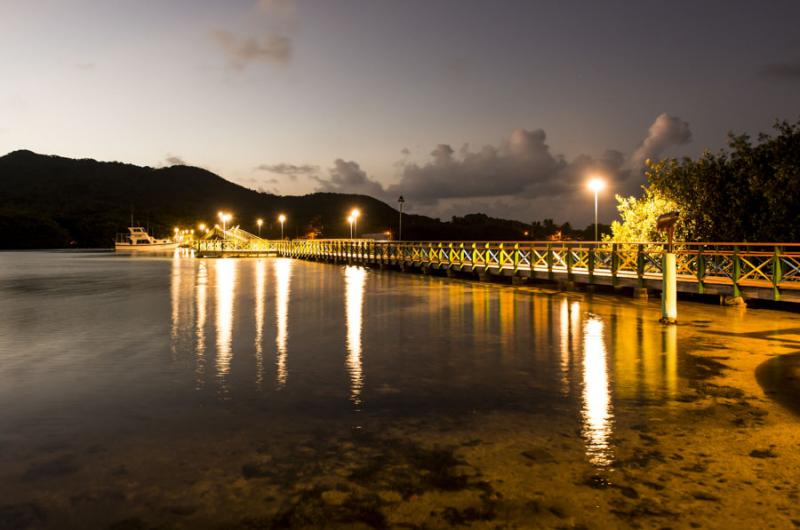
[1,251,799,529]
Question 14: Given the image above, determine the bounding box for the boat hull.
[115,242,178,252]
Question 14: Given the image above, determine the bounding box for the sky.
[1,0,799,224]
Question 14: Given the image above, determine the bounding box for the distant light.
[278,214,286,223]
[257,218,263,227]
[217,211,223,219]
[174,227,179,233]
[588,177,606,193]
[351,208,360,219]
[198,223,206,231]
[347,215,354,224]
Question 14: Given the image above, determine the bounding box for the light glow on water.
[582,316,613,466]
[274,258,292,388]
[195,262,208,389]
[344,266,366,405]
[215,259,236,385]
[254,259,266,390]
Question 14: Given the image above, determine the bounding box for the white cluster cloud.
[629,113,692,170]
[270,113,692,222]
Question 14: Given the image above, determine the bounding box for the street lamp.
[218,211,232,238]
[198,223,206,232]
[278,214,286,239]
[587,177,606,242]
[347,215,354,240]
[256,218,263,237]
[351,208,360,238]
[397,196,405,241]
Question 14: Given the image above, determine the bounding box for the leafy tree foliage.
[613,119,800,242]
[651,120,800,241]
[606,186,683,243]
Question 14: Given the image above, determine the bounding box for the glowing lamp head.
[278,214,286,223]
[173,227,179,233]
[588,177,606,193]
[347,215,354,224]
[256,218,263,227]
[351,208,360,219]
[217,211,223,219]
[198,223,206,231]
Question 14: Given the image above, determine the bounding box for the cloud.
[760,61,800,80]
[213,30,292,69]
[165,154,186,166]
[256,163,318,181]
[313,159,386,197]
[302,113,690,224]
[629,113,692,170]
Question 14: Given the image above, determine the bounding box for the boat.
[115,227,178,252]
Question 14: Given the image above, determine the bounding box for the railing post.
[546,243,553,280]
[565,242,573,281]
[513,243,520,273]
[611,243,619,287]
[732,246,742,298]
[772,246,782,301]
[588,243,596,284]
[696,245,706,294]
[499,243,505,269]
[636,243,645,288]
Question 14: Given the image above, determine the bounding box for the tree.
[612,119,800,242]
[606,185,683,243]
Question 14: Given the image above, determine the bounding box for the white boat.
[115,227,178,252]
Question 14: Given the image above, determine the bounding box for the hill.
[0,150,600,248]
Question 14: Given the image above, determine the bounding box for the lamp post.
[587,177,606,241]
[256,218,263,237]
[397,195,405,241]
[351,209,360,239]
[278,214,286,240]
[347,215,354,240]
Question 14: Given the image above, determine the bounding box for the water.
[1,251,799,529]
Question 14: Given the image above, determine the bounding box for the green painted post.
[472,243,477,270]
[732,246,742,298]
[513,243,520,273]
[696,246,706,294]
[773,246,782,301]
[611,243,619,287]
[588,243,596,284]
[546,243,554,280]
[565,243,573,281]
[636,244,645,288]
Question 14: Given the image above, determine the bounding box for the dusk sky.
[2,0,799,224]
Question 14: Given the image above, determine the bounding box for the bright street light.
[347,215,354,240]
[587,177,606,241]
[351,209,360,238]
[278,214,286,239]
[256,218,263,237]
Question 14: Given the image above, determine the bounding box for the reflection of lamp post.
[397,196,405,241]
[347,215,354,240]
[351,209,360,238]
[278,214,286,239]
[256,218,263,237]
[587,177,606,241]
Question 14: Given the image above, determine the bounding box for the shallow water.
[1,251,799,529]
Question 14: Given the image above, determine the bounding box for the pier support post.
[633,287,648,300]
[511,276,527,286]
[660,252,677,324]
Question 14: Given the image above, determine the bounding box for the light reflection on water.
[274,257,291,389]
[581,316,612,466]
[0,251,701,470]
[215,258,236,391]
[345,266,366,405]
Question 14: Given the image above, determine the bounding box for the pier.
[194,233,800,304]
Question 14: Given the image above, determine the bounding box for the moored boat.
[115,227,178,252]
